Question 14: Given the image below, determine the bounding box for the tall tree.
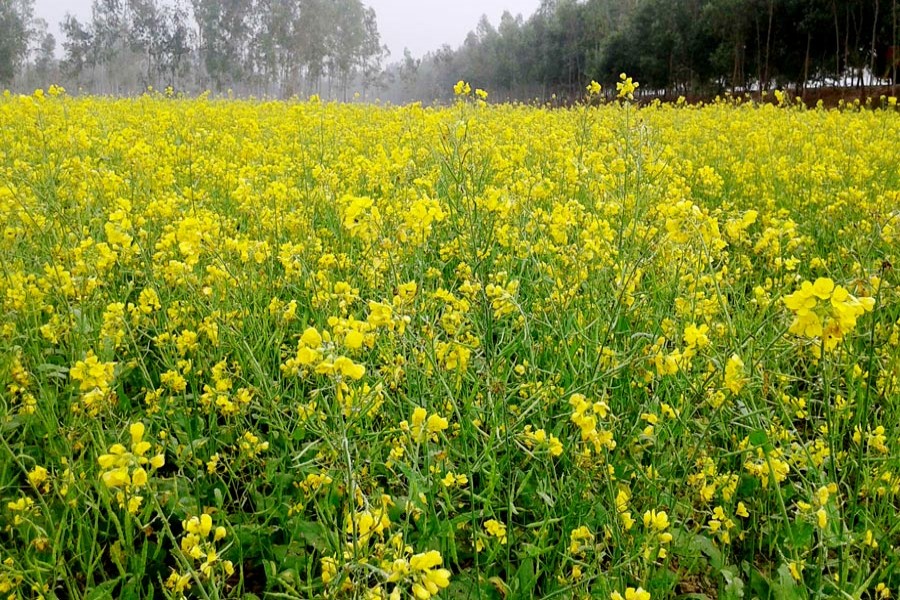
[31,19,56,77]
[0,0,33,84]
[60,14,94,79]
[359,5,387,97]
[191,0,253,89]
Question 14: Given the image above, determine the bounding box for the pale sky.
[35,0,542,61]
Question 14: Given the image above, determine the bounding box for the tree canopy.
[383,0,900,103]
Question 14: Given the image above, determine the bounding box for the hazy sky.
[35,0,542,61]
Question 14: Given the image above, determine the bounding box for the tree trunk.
[844,4,851,85]
[832,0,841,82]
[764,0,774,90]
[802,32,811,101]
[755,13,763,96]
[872,0,881,85]
[733,40,740,92]
[894,0,898,93]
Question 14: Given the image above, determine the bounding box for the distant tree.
[494,11,523,93]
[159,1,192,89]
[297,0,330,92]
[128,0,166,83]
[248,0,300,94]
[704,0,754,91]
[61,15,94,79]
[191,0,253,89]
[0,0,33,84]
[32,24,56,77]
[328,0,360,97]
[359,5,387,97]
[396,47,420,95]
[91,0,129,67]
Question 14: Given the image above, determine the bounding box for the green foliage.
[387,0,900,103]
[51,0,386,96]
[0,0,32,84]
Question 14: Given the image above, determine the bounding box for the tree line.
[2,0,898,101]
[386,0,900,103]
[1,0,386,98]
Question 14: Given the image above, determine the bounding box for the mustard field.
[2,85,900,599]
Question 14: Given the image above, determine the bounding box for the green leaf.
[746,562,772,600]
[787,521,814,549]
[748,429,768,446]
[514,557,536,597]
[721,566,745,600]
[691,534,723,570]
[294,520,331,553]
[85,579,121,600]
[773,563,801,600]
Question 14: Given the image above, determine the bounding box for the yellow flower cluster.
[320,495,451,600]
[281,326,367,380]
[522,425,563,457]
[400,406,450,443]
[642,510,672,559]
[167,513,234,594]
[387,549,451,600]
[569,393,616,455]
[70,351,116,415]
[616,73,640,100]
[784,277,875,351]
[483,519,508,544]
[97,423,165,514]
[611,587,651,600]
